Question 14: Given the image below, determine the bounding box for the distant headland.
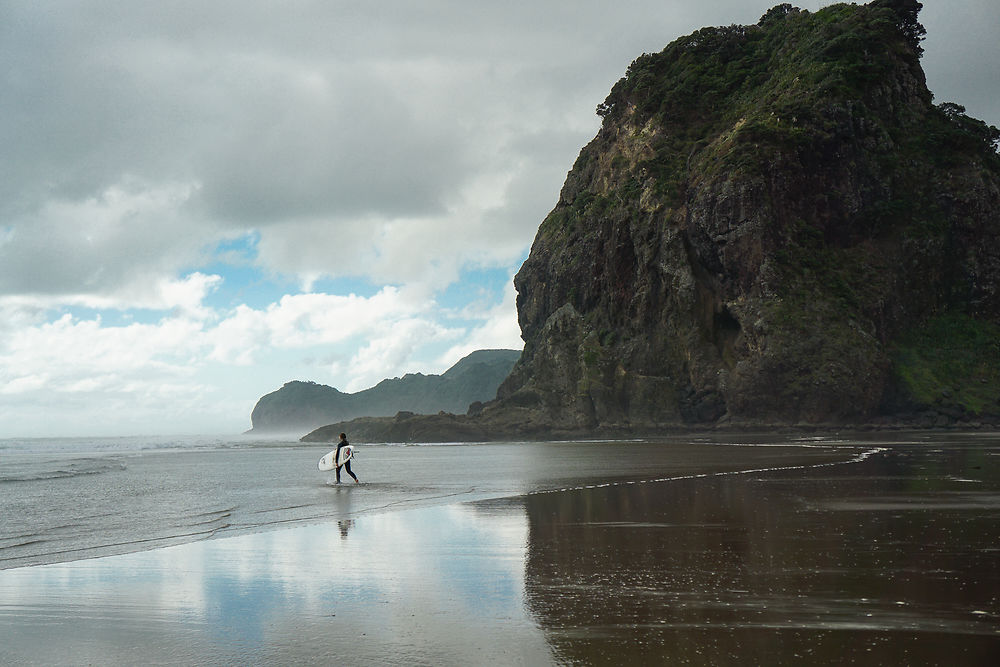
[247,349,520,436]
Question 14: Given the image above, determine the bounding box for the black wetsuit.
[336,440,358,483]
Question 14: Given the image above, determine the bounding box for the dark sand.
[1,433,998,665]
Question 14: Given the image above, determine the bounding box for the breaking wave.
[0,457,126,483]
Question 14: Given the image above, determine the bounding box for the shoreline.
[3,434,998,665]
[298,413,1000,443]
[2,436,864,572]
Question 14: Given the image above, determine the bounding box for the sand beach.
[1,433,998,665]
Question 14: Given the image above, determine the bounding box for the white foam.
[525,446,889,496]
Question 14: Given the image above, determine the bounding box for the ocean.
[0,433,862,570]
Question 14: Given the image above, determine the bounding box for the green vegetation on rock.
[311,2,1000,442]
[892,314,1000,417]
[250,349,520,435]
[504,0,1000,430]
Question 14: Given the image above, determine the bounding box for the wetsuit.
[336,439,358,483]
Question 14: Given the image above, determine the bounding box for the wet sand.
[1,436,855,570]
[1,433,998,665]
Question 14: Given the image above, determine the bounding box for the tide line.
[524,446,889,496]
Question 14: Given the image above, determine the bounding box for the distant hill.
[248,349,521,435]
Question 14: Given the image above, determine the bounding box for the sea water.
[1,433,860,570]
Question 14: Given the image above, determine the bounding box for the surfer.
[336,432,359,484]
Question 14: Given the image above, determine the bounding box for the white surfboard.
[318,445,353,471]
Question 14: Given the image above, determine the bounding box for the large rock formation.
[250,349,519,435]
[492,0,1000,431]
[304,1,1000,443]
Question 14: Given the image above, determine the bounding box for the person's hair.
[340,433,347,439]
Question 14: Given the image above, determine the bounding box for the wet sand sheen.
[504,441,1000,665]
[0,437,856,570]
[1,434,998,665]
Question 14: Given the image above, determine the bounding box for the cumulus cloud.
[337,317,463,392]
[0,280,514,434]
[435,279,524,371]
[0,310,211,434]
[1,0,996,436]
[204,286,434,365]
[5,0,996,301]
[2,1,763,297]
[1,314,200,389]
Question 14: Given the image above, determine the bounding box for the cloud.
[0,271,221,322]
[0,314,201,389]
[6,0,996,303]
[6,0,706,299]
[920,2,1000,127]
[0,179,210,301]
[435,277,523,370]
[0,308,214,434]
[1,0,996,436]
[337,317,463,392]
[204,285,435,364]
[0,277,518,434]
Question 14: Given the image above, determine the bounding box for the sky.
[2,1,998,438]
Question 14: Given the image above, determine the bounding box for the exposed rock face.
[250,349,519,435]
[492,0,1000,431]
[303,2,1000,444]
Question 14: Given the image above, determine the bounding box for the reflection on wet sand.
[504,438,1000,666]
[0,505,553,665]
[1,435,998,665]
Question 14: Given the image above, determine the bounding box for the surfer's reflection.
[337,519,354,539]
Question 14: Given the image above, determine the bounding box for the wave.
[0,457,126,483]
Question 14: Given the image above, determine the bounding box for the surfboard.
[318,445,353,471]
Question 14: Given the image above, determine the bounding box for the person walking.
[336,432,359,484]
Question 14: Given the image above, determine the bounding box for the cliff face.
[300,1,1000,444]
[491,1,1000,431]
[250,349,519,435]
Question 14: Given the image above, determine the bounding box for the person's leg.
[335,464,341,483]
[344,460,358,482]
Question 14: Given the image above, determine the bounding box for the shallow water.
[1,432,998,665]
[0,434,853,569]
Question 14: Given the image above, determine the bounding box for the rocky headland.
[250,349,519,436]
[304,1,1000,443]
